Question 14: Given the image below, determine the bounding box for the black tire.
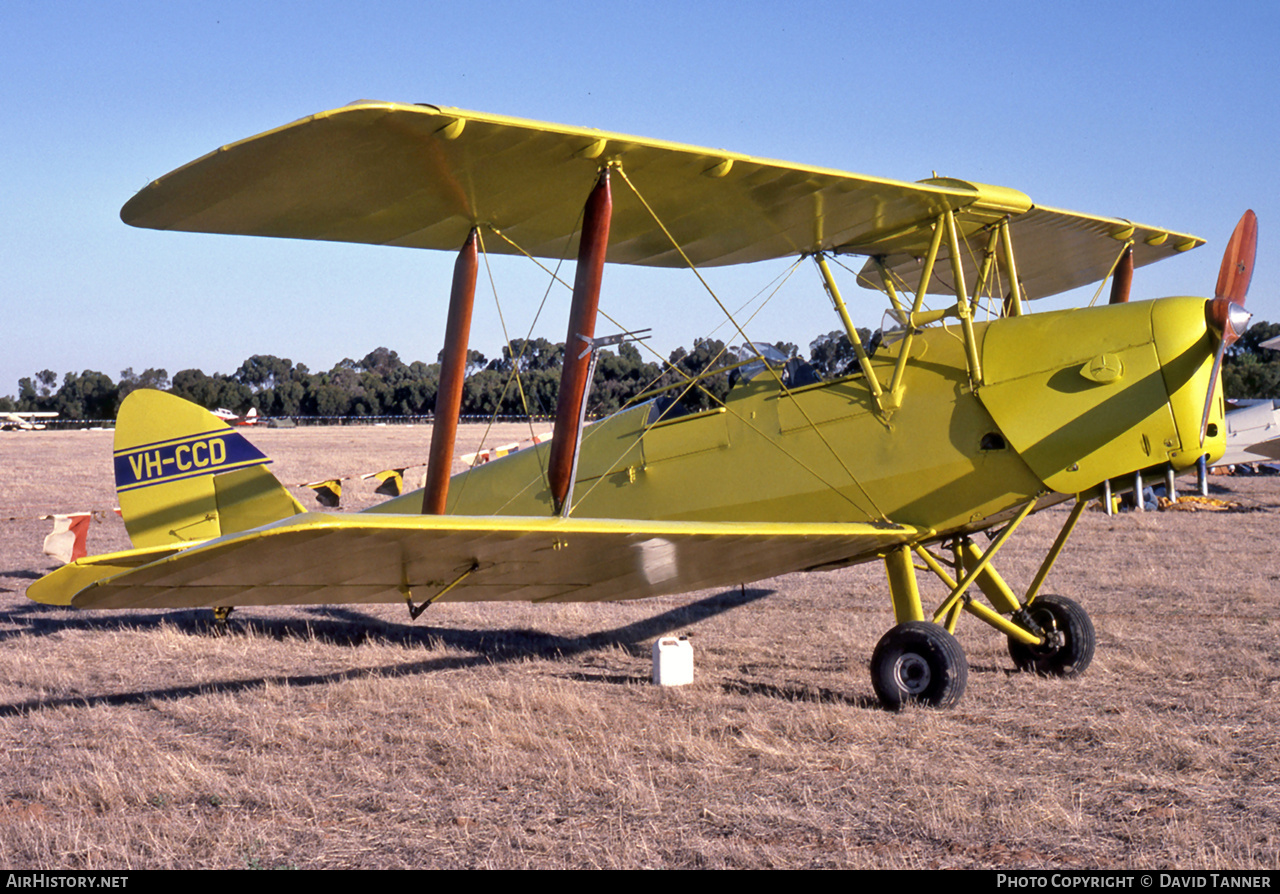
[870,621,968,710]
[1008,594,1095,677]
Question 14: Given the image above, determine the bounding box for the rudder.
[114,390,304,547]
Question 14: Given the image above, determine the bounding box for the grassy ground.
[0,427,1277,868]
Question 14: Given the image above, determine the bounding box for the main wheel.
[1007,594,1095,677]
[870,621,968,710]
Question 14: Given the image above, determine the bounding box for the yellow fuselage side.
[371,296,1224,537]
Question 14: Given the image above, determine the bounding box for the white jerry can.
[652,636,694,686]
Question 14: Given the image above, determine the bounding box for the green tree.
[16,369,58,412]
[660,339,732,410]
[235,354,295,393]
[171,369,251,412]
[589,342,661,416]
[54,371,118,419]
[118,367,170,410]
[1224,320,1280,399]
[809,330,871,378]
[388,360,439,415]
[358,347,403,378]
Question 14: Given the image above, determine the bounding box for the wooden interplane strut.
[548,169,613,514]
[1108,247,1134,304]
[422,229,479,514]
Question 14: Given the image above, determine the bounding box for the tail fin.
[114,390,304,547]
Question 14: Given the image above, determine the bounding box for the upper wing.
[857,202,1204,301]
[121,101,1203,296]
[31,512,922,610]
[121,101,975,268]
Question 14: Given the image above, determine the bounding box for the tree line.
[5,322,1277,421]
[1222,321,1280,400]
[1,333,860,421]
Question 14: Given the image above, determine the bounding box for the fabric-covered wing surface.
[59,513,922,609]
[120,101,979,268]
[857,204,1204,300]
[122,101,1205,297]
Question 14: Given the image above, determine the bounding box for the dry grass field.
[1,425,1278,869]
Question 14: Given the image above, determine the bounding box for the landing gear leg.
[212,606,234,635]
[914,499,1096,680]
[873,545,968,710]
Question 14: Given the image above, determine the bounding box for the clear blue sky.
[3,0,1277,398]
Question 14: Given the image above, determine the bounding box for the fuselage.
[372,296,1225,540]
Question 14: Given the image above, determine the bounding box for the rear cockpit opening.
[729,343,823,389]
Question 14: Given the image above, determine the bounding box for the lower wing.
[29,513,923,610]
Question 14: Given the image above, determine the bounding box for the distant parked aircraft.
[211,407,262,426]
[1,411,57,431]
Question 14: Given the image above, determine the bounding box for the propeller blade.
[1108,247,1134,304]
[1215,209,1257,304]
[1201,211,1259,444]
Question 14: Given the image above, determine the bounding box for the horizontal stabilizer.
[27,543,194,606]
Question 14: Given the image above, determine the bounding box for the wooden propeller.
[1200,210,1258,444]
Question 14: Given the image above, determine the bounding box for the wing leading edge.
[35,513,923,610]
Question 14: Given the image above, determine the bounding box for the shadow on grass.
[0,587,775,716]
[555,673,878,708]
[720,678,876,709]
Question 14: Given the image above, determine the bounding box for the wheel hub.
[1028,613,1064,656]
[894,653,932,695]
[1006,594,1095,679]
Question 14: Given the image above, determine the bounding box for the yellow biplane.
[28,101,1257,709]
